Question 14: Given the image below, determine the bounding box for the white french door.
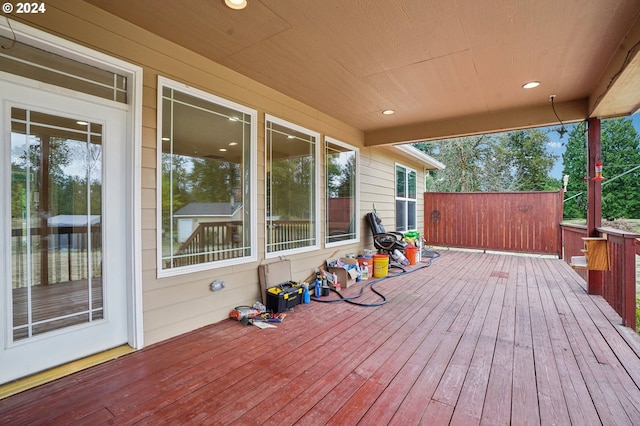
[0,79,129,384]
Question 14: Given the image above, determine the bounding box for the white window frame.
[156,76,258,276]
[265,114,320,258]
[0,20,144,349]
[325,136,359,248]
[395,162,418,232]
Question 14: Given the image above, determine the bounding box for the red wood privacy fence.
[423,191,564,256]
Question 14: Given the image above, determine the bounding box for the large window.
[266,115,319,255]
[325,137,358,246]
[158,78,256,275]
[396,163,417,232]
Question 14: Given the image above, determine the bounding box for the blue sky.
[546,112,640,179]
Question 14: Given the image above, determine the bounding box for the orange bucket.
[405,247,418,265]
[357,257,373,278]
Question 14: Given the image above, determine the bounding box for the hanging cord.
[1,17,17,50]
[311,250,441,307]
[550,95,567,137]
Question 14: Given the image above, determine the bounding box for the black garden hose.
[311,250,441,307]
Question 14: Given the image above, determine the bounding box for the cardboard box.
[326,257,360,289]
[258,259,292,304]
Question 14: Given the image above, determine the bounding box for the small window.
[266,115,319,255]
[396,164,417,232]
[0,35,127,103]
[158,78,256,274]
[325,137,359,246]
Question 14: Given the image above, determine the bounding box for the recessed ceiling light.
[382,109,395,115]
[287,135,295,139]
[522,81,541,89]
[219,148,227,152]
[224,0,247,10]
[228,116,239,121]
[229,142,238,146]
[76,120,89,126]
[161,137,170,141]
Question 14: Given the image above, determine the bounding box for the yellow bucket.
[373,254,389,278]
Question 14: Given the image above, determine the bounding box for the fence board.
[423,191,563,256]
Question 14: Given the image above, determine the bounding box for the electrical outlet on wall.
[210,280,225,291]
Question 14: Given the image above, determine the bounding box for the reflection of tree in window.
[190,158,241,204]
[326,140,357,243]
[266,118,317,253]
[271,156,313,219]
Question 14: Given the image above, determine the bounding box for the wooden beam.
[589,17,640,118]
[364,99,588,146]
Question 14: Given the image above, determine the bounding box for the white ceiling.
[87,0,640,145]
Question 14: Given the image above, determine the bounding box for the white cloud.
[547,141,563,149]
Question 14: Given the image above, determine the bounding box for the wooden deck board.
[511,257,541,426]
[2,251,640,425]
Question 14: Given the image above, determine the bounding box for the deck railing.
[11,225,102,288]
[561,223,640,330]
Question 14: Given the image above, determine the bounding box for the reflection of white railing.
[11,225,102,288]
[168,221,245,267]
[169,220,313,266]
[267,220,312,253]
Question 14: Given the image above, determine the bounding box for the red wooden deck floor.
[2,250,640,425]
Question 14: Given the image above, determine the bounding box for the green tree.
[496,129,556,191]
[562,118,640,219]
[417,129,556,192]
[421,136,486,192]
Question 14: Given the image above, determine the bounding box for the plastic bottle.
[393,249,409,266]
[315,276,322,297]
[303,282,310,303]
[361,262,368,280]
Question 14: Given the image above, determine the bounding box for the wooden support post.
[586,117,602,295]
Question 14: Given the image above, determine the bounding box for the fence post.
[587,117,603,295]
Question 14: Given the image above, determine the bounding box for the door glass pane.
[11,108,103,341]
